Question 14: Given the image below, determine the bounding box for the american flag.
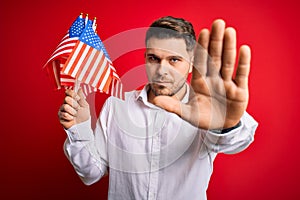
[45,14,123,98]
[45,14,85,90]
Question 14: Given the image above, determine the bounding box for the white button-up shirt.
[64,85,258,200]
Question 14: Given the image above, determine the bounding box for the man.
[58,16,258,200]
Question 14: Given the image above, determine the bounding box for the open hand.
[153,19,250,130]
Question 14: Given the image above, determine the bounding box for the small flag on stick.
[44,13,123,99]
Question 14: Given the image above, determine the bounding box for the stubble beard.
[150,81,186,97]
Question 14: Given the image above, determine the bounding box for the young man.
[58,16,258,200]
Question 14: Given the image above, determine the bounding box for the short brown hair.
[146,16,196,52]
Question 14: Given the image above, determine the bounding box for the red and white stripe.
[47,34,78,64]
[110,76,123,99]
[45,33,79,89]
[62,41,114,94]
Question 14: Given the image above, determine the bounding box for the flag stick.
[74,79,80,92]
[92,17,97,31]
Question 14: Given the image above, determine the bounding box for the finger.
[61,104,77,116]
[77,88,89,108]
[153,96,183,117]
[64,96,80,110]
[65,89,80,101]
[208,19,226,76]
[221,27,237,81]
[193,28,210,77]
[235,45,251,89]
[58,110,74,121]
[153,96,199,127]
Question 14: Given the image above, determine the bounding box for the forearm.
[201,112,258,154]
[63,118,107,185]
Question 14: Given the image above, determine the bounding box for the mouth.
[152,81,171,87]
[152,79,172,84]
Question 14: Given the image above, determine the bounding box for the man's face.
[145,37,193,97]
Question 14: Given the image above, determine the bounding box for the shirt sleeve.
[200,112,258,154]
[63,104,109,185]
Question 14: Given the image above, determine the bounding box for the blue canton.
[79,20,111,60]
[69,16,85,38]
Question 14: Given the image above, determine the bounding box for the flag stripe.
[81,50,102,83]
[53,37,77,52]
[56,36,78,47]
[61,77,75,83]
[47,35,78,62]
[67,43,89,75]
[111,77,115,96]
[75,47,95,80]
[102,74,112,93]
[71,44,91,77]
[77,48,98,81]
[48,49,73,62]
[85,51,104,83]
[51,43,76,56]
[89,55,106,85]
[63,41,84,74]
[112,71,120,79]
[96,64,110,90]
[52,61,61,89]
[91,58,108,88]
[114,78,119,97]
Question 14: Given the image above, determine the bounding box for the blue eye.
[170,57,180,63]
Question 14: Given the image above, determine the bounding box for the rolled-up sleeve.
[201,112,258,154]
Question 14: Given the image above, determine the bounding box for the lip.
[152,81,172,87]
[152,79,172,83]
[153,80,171,83]
[154,81,171,83]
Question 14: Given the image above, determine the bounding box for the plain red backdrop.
[1,0,299,199]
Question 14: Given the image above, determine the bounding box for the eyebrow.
[146,53,159,58]
[145,53,184,60]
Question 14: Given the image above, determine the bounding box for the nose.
[157,59,170,75]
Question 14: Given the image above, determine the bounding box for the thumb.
[152,96,184,117]
[153,95,199,128]
[77,88,89,108]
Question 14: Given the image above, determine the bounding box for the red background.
[1,0,300,199]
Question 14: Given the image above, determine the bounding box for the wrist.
[210,121,241,134]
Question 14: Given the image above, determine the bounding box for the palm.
[189,72,248,129]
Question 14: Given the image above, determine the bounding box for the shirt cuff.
[206,112,258,137]
[209,121,242,134]
[65,118,94,142]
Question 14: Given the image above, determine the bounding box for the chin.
[153,89,173,96]
[151,84,174,96]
